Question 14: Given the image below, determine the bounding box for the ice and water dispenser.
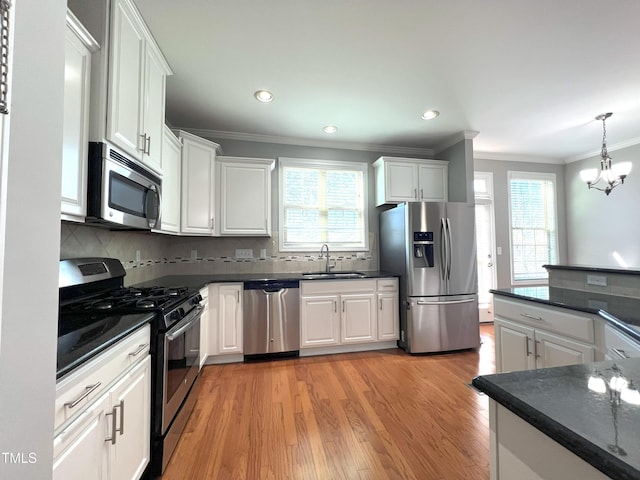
[413,231,434,267]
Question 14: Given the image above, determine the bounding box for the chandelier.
[579,112,632,195]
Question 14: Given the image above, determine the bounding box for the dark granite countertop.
[543,264,640,276]
[473,358,640,480]
[132,270,398,290]
[491,286,640,344]
[57,312,152,380]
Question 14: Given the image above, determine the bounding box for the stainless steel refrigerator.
[379,202,480,353]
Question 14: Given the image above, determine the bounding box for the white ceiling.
[134,0,640,162]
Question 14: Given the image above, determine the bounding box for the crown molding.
[473,151,563,164]
[176,128,435,157]
[564,135,640,164]
[434,130,479,154]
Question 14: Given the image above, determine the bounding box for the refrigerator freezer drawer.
[407,295,480,353]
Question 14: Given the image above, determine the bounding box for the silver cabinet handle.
[105,400,124,445]
[128,344,148,357]
[145,135,151,155]
[610,347,630,359]
[139,133,147,153]
[0,0,10,114]
[334,300,337,313]
[379,298,383,310]
[520,313,543,321]
[535,340,541,359]
[64,382,102,409]
[414,188,417,199]
[420,188,424,199]
[342,300,345,313]
[525,337,532,357]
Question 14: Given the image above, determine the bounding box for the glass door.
[474,173,497,323]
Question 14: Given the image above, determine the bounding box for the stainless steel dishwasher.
[243,280,300,359]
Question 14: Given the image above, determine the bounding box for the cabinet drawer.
[604,325,640,359]
[54,324,150,433]
[495,297,594,343]
[376,278,398,292]
[301,279,376,296]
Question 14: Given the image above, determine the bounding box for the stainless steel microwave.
[86,142,161,229]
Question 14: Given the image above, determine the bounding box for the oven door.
[162,305,203,433]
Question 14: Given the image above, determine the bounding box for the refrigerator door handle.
[446,217,452,281]
[416,298,476,306]
[440,218,447,281]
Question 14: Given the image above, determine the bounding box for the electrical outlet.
[587,275,607,287]
[356,252,366,259]
[260,248,267,259]
[235,249,253,259]
[191,249,198,260]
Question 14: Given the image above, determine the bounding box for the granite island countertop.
[491,286,640,344]
[473,358,640,480]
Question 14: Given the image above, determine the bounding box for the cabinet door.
[53,393,110,480]
[107,0,144,160]
[495,319,535,373]
[300,296,340,347]
[377,293,399,341]
[140,44,166,174]
[535,330,595,369]
[384,162,418,202]
[218,284,243,354]
[108,356,151,480]
[341,293,376,344]
[219,161,271,236]
[180,136,215,234]
[418,164,448,202]
[158,126,181,233]
[61,18,94,222]
[199,287,209,367]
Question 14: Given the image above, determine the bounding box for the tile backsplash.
[61,223,377,285]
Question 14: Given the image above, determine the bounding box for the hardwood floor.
[162,324,495,480]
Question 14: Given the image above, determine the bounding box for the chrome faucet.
[319,244,334,272]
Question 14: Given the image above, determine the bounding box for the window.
[508,171,558,283]
[279,157,368,252]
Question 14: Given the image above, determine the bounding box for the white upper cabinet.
[61,11,99,223]
[68,0,171,175]
[216,156,274,236]
[107,0,169,174]
[156,125,181,233]
[373,156,448,206]
[176,130,220,235]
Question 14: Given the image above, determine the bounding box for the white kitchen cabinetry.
[68,0,171,174]
[377,278,399,341]
[494,296,595,373]
[373,156,448,206]
[106,0,169,173]
[301,279,398,351]
[216,156,274,236]
[198,286,209,368]
[53,325,151,480]
[218,284,243,354]
[177,130,220,235]
[156,126,181,233]
[61,11,99,223]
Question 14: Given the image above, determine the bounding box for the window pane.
[509,173,557,282]
[280,159,368,251]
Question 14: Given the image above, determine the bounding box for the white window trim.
[474,171,498,303]
[507,171,558,285]
[278,157,370,252]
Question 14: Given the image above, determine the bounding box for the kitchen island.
[473,276,640,480]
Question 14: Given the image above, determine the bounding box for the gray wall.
[565,143,640,267]
[440,138,475,203]
[474,158,568,288]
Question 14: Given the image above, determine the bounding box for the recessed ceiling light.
[421,110,440,120]
[254,90,274,103]
[323,125,338,134]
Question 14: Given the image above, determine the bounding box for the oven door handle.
[166,305,203,341]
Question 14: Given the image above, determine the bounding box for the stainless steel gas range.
[58,258,204,478]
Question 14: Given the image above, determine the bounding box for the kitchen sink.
[302,271,365,279]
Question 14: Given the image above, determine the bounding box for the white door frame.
[474,172,498,323]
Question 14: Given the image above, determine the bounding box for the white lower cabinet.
[53,327,151,480]
[198,286,209,368]
[205,283,243,362]
[494,296,595,373]
[300,295,341,347]
[300,278,398,351]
